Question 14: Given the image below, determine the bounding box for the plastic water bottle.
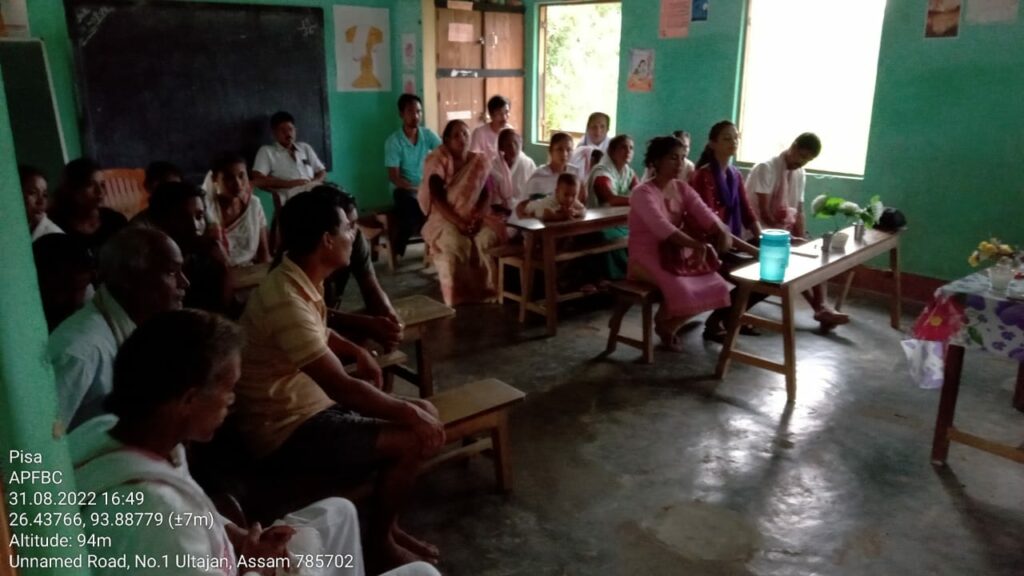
[759,229,791,283]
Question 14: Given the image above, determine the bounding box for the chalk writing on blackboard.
[298,18,318,38]
[75,5,115,46]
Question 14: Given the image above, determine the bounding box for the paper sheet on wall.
[448,22,476,43]
[401,33,416,70]
[446,110,473,122]
[925,0,961,38]
[627,48,654,93]
[692,0,709,21]
[334,5,391,92]
[660,0,691,38]
[402,74,416,95]
[966,0,1018,23]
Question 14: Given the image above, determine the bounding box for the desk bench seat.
[425,378,525,492]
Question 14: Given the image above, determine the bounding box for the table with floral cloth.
[913,272,1024,465]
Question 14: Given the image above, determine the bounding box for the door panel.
[483,12,523,69]
[437,9,482,69]
[438,77,486,130]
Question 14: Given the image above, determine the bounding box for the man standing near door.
[384,94,442,258]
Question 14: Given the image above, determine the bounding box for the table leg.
[890,246,902,330]
[519,232,535,323]
[1014,363,1024,413]
[542,232,559,336]
[931,344,964,465]
[782,286,798,403]
[415,337,433,398]
[715,284,752,379]
[834,270,856,312]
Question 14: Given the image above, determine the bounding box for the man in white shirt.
[746,132,849,330]
[48,227,190,431]
[252,111,327,205]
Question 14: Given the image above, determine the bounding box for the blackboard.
[64,0,331,182]
[0,39,68,184]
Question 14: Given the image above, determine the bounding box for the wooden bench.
[425,378,525,492]
[486,243,526,306]
[605,280,662,364]
[344,349,408,393]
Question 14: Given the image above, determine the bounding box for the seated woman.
[570,112,613,174]
[489,128,537,213]
[628,136,733,350]
[147,181,232,314]
[49,158,127,254]
[584,134,638,280]
[207,152,271,267]
[69,308,439,576]
[419,119,504,306]
[690,120,767,342]
[32,234,95,332]
[642,131,694,183]
[20,164,64,240]
[524,132,586,202]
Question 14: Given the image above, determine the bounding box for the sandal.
[702,325,727,343]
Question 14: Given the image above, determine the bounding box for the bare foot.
[392,525,440,560]
[655,325,684,352]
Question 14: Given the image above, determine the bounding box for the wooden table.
[924,273,1024,465]
[715,226,902,402]
[507,206,629,336]
[389,295,456,397]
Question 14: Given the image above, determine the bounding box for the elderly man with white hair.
[48,226,190,430]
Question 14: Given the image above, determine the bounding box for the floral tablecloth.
[913,273,1024,361]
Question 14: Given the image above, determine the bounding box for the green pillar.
[0,65,90,575]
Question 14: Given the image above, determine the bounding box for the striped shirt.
[235,256,335,457]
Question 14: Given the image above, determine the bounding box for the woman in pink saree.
[418,120,504,305]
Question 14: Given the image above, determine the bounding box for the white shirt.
[469,123,509,156]
[48,287,136,431]
[523,195,561,219]
[31,214,64,241]
[490,152,538,209]
[523,163,586,199]
[253,141,326,202]
[202,180,268,266]
[746,153,806,209]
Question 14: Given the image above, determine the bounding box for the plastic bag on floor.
[901,338,945,389]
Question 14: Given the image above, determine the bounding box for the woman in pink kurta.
[628,136,732,350]
[418,120,504,305]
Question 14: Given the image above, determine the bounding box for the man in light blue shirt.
[384,94,441,257]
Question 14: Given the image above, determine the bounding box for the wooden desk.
[715,227,902,402]
[507,206,629,336]
[389,295,456,397]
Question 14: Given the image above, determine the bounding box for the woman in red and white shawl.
[418,120,505,305]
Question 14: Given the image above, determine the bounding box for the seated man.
[385,93,442,258]
[252,110,327,206]
[70,308,439,576]
[323,186,402,352]
[235,187,445,569]
[746,132,849,330]
[48,227,189,431]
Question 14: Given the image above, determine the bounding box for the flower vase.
[853,221,865,242]
[821,231,834,253]
[989,258,1014,292]
[829,231,849,253]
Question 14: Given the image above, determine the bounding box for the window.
[537,2,621,143]
[737,0,887,175]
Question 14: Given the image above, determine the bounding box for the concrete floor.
[353,247,1024,576]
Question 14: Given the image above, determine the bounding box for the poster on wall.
[402,73,416,95]
[627,48,654,93]
[965,0,1018,24]
[334,5,391,92]
[925,0,961,38]
[401,33,416,70]
[692,0,709,21]
[659,0,691,38]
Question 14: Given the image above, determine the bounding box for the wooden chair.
[100,168,147,219]
[425,378,525,492]
[381,211,429,272]
[487,243,526,308]
[605,280,662,364]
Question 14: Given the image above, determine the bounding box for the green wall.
[27,0,422,211]
[862,0,1024,280]
[524,0,1024,280]
[0,66,89,575]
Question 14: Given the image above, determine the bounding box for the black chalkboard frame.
[63,0,332,182]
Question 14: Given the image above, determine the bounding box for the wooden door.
[434,4,524,135]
